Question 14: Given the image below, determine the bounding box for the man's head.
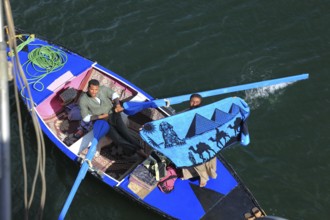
[87,79,100,98]
[189,93,202,109]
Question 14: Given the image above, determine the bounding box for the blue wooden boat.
[9,32,307,220]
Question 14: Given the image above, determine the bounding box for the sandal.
[244,212,256,220]
[252,207,264,218]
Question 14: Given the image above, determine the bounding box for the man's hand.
[114,104,124,113]
[97,113,109,120]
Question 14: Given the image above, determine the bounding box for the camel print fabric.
[139,97,250,168]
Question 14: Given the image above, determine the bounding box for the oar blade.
[170,73,309,104]
[123,73,309,115]
[58,163,89,220]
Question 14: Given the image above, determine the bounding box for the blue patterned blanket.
[139,97,250,168]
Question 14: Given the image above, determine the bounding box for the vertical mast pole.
[0,0,11,219]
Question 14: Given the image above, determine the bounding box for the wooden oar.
[58,120,110,220]
[123,73,309,115]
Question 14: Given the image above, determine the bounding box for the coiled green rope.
[23,45,68,91]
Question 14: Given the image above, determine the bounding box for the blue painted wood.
[123,73,309,115]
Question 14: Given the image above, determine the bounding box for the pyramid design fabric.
[140,97,250,167]
[186,114,221,138]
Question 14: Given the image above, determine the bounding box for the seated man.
[181,94,217,187]
[76,79,147,158]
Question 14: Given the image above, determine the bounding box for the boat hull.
[10,33,264,220]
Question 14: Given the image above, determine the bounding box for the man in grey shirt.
[77,79,147,158]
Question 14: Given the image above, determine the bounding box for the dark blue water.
[8,0,330,219]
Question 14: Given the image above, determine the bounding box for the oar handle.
[58,120,109,220]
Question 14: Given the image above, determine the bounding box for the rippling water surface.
[8,0,330,219]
